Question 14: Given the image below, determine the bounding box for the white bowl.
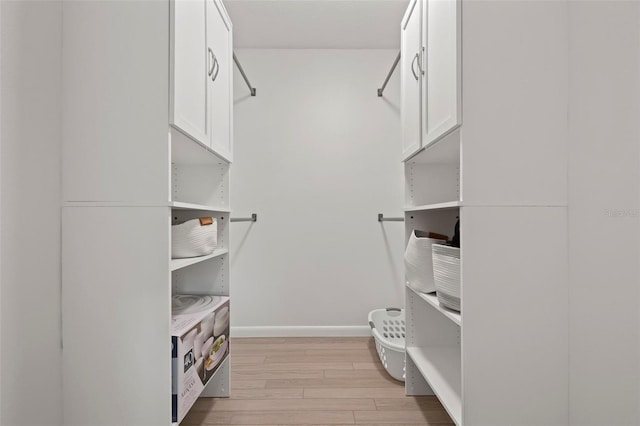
[213,307,229,336]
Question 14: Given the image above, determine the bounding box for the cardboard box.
[171,295,230,423]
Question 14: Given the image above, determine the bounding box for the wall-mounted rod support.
[378,213,404,222]
[377,52,401,97]
[231,213,257,223]
[233,53,257,96]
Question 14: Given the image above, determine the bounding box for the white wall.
[569,2,640,424]
[230,49,404,336]
[0,1,63,425]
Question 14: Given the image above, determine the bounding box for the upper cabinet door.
[422,0,461,147]
[207,0,233,162]
[401,0,423,161]
[170,0,209,146]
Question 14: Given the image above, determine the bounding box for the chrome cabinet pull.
[211,55,220,82]
[411,53,420,81]
[207,48,215,77]
[419,46,426,76]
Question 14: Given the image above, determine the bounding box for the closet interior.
[46,0,639,425]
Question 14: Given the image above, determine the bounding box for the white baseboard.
[230,325,371,338]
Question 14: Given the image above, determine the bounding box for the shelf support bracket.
[377,51,401,97]
[233,52,257,96]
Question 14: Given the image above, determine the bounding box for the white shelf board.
[407,285,461,326]
[170,249,229,272]
[405,128,460,165]
[170,202,231,213]
[404,201,462,212]
[171,126,232,165]
[406,346,462,426]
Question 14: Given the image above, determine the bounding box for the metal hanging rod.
[231,213,257,223]
[378,213,404,222]
[377,51,401,97]
[233,53,257,96]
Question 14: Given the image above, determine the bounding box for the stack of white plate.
[432,244,461,312]
[172,295,223,315]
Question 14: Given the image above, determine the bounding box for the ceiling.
[223,0,409,49]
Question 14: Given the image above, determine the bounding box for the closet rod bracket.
[378,213,404,222]
[231,213,257,223]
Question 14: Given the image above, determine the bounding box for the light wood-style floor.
[182,337,454,425]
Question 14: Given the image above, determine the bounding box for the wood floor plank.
[324,369,400,380]
[265,377,398,389]
[264,354,377,363]
[234,362,354,371]
[230,388,304,399]
[197,410,356,425]
[374,396,445,410]
[231,370,325,380]
[353,362,385,371]
[191,398,376,412]
[304,387,406,400]
[354,410,454,424]
[232,356,267,365]
[231,379,267,390]
[304,387,407,399]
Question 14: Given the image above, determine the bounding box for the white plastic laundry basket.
[368,308,405,382]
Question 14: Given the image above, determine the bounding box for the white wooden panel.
[406,290,459,348]
[568,3,640,424]
[172,255,229,296]
[405,209,458,247]
[62,207,171,426]
[461,1,568,206]
[207,0,233,162]
[423,0,461,147]
[170,0,209,146]
[62,0,169,203]
[401,0,423,160]
[0,1,63,423]
[461,206,568,426]
[172,162,230,208]
[405,162,459,207]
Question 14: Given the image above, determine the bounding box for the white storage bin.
[172,217,217,259]
[432,244,461,312]
[404,230,447,293]
[368,308,405,382]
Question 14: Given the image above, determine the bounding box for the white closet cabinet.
[62,1,233,424]
[401,0,461,162]
[402,1,569,425]
[422,0,461,147]
[171,0,233,162]
[401,0,423,160]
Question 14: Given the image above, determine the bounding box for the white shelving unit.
[170,249,230,272]
[406,286,461,326]
[407,347,462,425]
[170,201,232,213]
[404,201,462,212]
[61,1,234,424]
[400,1,570,425]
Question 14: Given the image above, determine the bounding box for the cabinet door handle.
[419,46,426,76]
[208,48,215,77]
[411,53,420,81]
[211,55,220,82]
